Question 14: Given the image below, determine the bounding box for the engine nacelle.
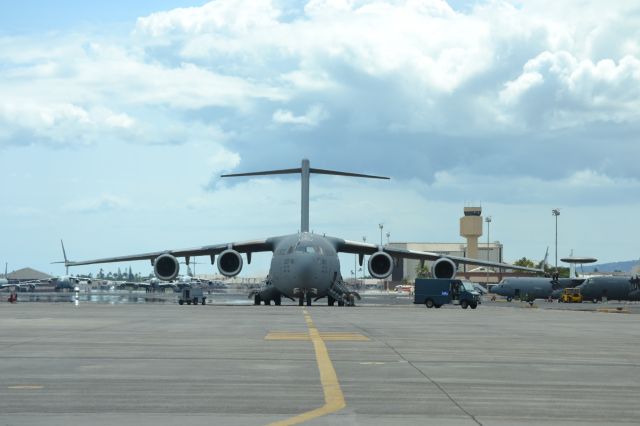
[217,249,243,277]
[368,251,394,279]
[154,254,180,281]
[432,258,457,279]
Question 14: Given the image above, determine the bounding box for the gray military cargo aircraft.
[490,277,579,303]
[578,275,640,303]
[65,159,542,306]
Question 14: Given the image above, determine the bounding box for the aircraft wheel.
[470,303,477,309]
[592,298,598,304]
[265,299,271,306]
[461,300,469,309]
[298,296,304,306]
[338,300,344,307]
[178,300,184,305]
[202,299,206,305]
[254,295,261,305]
[506,297,513,302]
[306,292,312,306]
[275,296,281,306]
[425,299,434,309]
[328,296,335,306]
[528,301,534,306]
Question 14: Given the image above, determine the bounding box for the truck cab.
[414,279,481,309]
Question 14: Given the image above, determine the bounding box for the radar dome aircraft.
[65,159,542,306]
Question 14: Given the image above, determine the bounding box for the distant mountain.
[582,260,639,273]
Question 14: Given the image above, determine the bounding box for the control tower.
[460,206,483,259]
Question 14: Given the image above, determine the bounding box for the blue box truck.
[414,279,481,309]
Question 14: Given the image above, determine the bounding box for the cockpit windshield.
[295,243,323,255]
[462,282,476,292]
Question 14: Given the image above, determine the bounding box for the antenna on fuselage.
[221,159,389,232]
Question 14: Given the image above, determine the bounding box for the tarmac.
[2,296,640,425]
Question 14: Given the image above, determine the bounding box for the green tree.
[415,263,430,278]
[514,257,535,268]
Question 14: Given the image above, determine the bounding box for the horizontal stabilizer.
[221,168,301,178]
[309,168,389,180]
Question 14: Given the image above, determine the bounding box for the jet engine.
[431,258,457,279]
[368,251,394,279]
[217,249,243,277]
[153,253,180,281]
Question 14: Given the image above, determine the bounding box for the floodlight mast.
[221,159,390,233]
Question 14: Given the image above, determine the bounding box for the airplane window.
[296,245,315,253]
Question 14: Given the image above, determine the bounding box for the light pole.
[386,232,390,245]
[378,223,384,246]
[552,209,560,270]
[485,216,492,284]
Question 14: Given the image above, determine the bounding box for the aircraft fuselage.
[268,233,341,299]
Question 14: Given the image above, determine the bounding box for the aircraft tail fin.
[222,159,389,233]
[52,239,71,274]
[542,247,549,270]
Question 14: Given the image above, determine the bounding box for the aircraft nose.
[295,256,316,283]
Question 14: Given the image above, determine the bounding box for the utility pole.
[552,209,560,270]
[485,216,492,284]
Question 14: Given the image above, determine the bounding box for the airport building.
[389,206,504,283]
[5,268,52,283]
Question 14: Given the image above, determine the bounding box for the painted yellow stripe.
[267,309,346,426]
[8,385,43,390]
[265,332,369,341]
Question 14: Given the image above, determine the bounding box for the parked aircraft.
[577,275,640,303]
[0,263,8,286]
[489,277,576,303]
[65,159,542,306]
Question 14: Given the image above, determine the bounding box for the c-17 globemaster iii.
[65,159,542,306]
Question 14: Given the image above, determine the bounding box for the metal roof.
[6,268,53,281]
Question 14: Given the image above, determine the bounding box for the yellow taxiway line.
[267,309,346,426]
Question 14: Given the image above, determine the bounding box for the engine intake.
[368,251,393,279]
[154,254,180,281]
[217,249,243,277]
[432,258,457,279]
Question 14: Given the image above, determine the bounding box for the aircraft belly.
[269,255,337,298]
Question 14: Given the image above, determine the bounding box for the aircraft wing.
[336,239,543,273]
[65,238,275,267]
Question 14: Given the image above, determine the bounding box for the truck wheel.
[187,300,191,305]
[193,298,198,305]
[470,303,477,309]
[425,299,434,308]
[461,300,468,309]
[202,299,206,305]
[178,300,184,305]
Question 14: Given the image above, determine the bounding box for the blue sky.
[1,0,639,278]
